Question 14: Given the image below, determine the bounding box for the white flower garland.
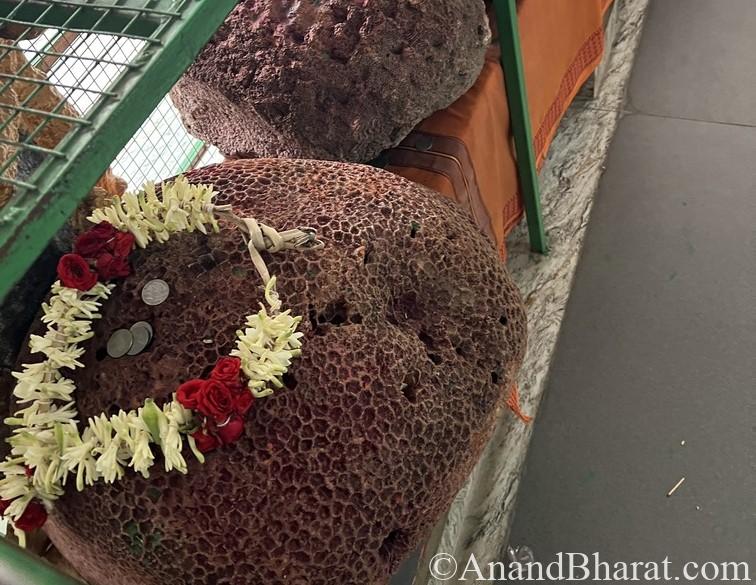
[232,278,304,398]
[0,177,312,542]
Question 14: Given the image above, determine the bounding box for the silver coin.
[127,322,153,355]
[141,279,170,306]
[107,329,133,359]
[131,320,153,337]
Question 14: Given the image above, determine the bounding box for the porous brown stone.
[35,159,525,585]
[171,0,491,162]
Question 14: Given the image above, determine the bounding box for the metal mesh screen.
[1,1,188,197]
[0,0,236,301]
[1,2,223,196]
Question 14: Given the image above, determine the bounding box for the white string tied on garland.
[204,203,322,397]
[204,203,324,301]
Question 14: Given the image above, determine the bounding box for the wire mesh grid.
[26,30,223,189]
[0,0,236,301]
[114,97,222,189]
[0,0,196,200]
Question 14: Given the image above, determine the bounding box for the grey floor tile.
[629,0,756,126]
[509,113,756,570]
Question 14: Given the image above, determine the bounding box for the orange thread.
[506,384,532,423]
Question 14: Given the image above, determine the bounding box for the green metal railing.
[494,0,549,254]
[0,0,237,302]
[0,538,85,585]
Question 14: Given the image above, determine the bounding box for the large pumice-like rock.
[39,159,525,585]
[171,0,491,162]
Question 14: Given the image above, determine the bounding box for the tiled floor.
[628,0,756,125]
[510,0,756,576]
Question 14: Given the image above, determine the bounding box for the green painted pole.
[493,0,549,253]
[179,139,206,173]
[0,538,86,585]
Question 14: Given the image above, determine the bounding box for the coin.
[107,329,133,359]
[127,321,153,355]
[133,320,153,337]
[141,279,170,306]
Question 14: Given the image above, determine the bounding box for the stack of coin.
[106,329,133,359]
[127,321,153,356]
[106,321,154,359]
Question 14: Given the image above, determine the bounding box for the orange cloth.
[388,0,607,258]
[386,48,518,259]
[519,0,606,167]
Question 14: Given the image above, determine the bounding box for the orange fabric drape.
[386,47,518,259]
[518,0,605,167]
[389,0,607,258]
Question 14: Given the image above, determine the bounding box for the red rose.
[217,415,244,445]
[234,390,255,416]
[110,231,135,257]
[0,499,10,515]
[57,254,98,291]
[14,500,47,531]
[210,357,242,389]
[74,222,116,257]
[192,430,220,453]
[196,380,235,423]
[95,252,130,280]
[176,379,205,409]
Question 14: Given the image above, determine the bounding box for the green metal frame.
[0,0,238,302]
[2,1,175,38]
[0,538,85,585]
[493,0,549,253]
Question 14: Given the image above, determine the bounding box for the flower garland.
[0,176,319,545]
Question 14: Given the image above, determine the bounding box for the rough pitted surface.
[171,0,491,162]
[33,159,525,585]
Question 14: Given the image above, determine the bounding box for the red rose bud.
[192,430,221,454]
[217,415,244,445]
[14,500,47,531]
[74,222,116,257]
[234,390,255,416]
[176,379,205,409]
[110,231,135,257]
[57,254,98,291]
[197,380,236,423]
[210,357,242,389]
[95,252,130,280]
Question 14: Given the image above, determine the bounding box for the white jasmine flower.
[232,282,304,398]
[129,419,155,479]
[2,492,35,520]
[1,177,309,541]
[87,176,218,248]
[89,414,128,484]
[61,424,98,491]
[0,463,31,502]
